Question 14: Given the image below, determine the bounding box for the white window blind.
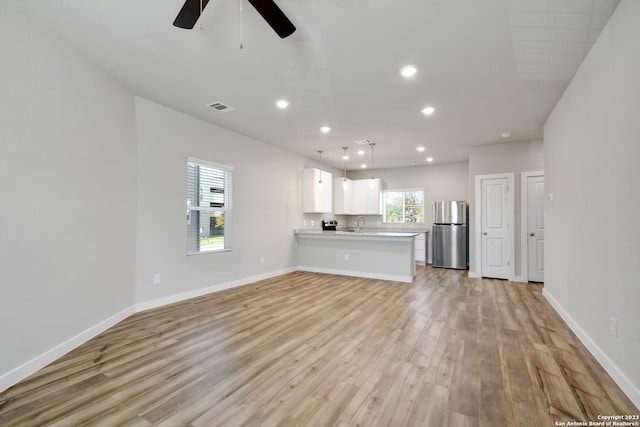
[187,157,233,255]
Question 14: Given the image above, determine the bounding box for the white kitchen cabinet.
[352,178,382,215]
[332,177,381,215]
[333,177,354,215]
[414,232,426,264]
[303,168,332,213]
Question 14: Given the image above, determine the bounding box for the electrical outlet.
[153,274,161,285]
[610,317,617,337]
[260,257,265,265]
[344,254,349,261]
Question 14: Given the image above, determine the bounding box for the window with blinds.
[187,157,233,255]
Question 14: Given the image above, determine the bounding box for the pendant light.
[342,146,349,190]
[317,150,324,191]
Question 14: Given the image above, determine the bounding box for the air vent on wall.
[207,102,235,112]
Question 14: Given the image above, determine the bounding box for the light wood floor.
[0,267,637,426]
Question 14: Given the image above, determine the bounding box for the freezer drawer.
[432,224,468,269]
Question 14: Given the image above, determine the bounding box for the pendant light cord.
[370,142,375,179]
[239,0,244,49]
[318,150,324,184]
[342,146,349,180]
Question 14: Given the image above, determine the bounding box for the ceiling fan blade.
[173,0,210,29]
[247,0,296,38]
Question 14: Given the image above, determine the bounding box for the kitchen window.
[186,157,233,255]
[383,188,424,223]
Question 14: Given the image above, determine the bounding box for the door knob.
[482,232,487,235]
[529,232,535,236]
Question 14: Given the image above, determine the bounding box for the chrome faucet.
[356,216,366,232]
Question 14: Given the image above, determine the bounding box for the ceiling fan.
[173,0,296,38]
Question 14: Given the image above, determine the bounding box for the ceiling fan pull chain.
[239,0,244,49]
[199,0,204,30]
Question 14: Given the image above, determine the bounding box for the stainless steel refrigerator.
[432,201,468,269]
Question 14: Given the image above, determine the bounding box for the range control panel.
[321,220,337,230]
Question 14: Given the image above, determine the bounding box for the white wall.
[0,3,137,388]
[134,98,307,306]
[544,0,640,406]
[468,140,544,278]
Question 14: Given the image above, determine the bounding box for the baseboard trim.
[135,267,298,312]
[298,266,414,283]
[0,306,134,393]
[543,289,640,409]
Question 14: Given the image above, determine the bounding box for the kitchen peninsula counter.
[295,229,418,282]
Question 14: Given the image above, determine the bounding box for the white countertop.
[294,229,419,238]
[368,227,430,233]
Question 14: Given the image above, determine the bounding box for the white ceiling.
[9,0,620,170]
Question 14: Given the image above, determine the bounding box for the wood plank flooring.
[0,267,637,426]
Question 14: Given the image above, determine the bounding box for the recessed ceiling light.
[400,65,417,78]
[416,146,426,152]
[320,126,331,134]
[426,157,434,163]
[357,149,365,156]
[501,131,511,138]
[361,163,367,169]
[276,99,289,109]
[421,106,435,116]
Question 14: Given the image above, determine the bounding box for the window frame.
[382,187,425,224]
[186,156,233,255]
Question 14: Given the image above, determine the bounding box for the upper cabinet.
[303,168,333,213]
[333,177,354,215]
[353,178,382,215]
[333,177,382,215]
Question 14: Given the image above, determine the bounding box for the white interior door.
[481,177,510,279]
[527,175,545,282]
